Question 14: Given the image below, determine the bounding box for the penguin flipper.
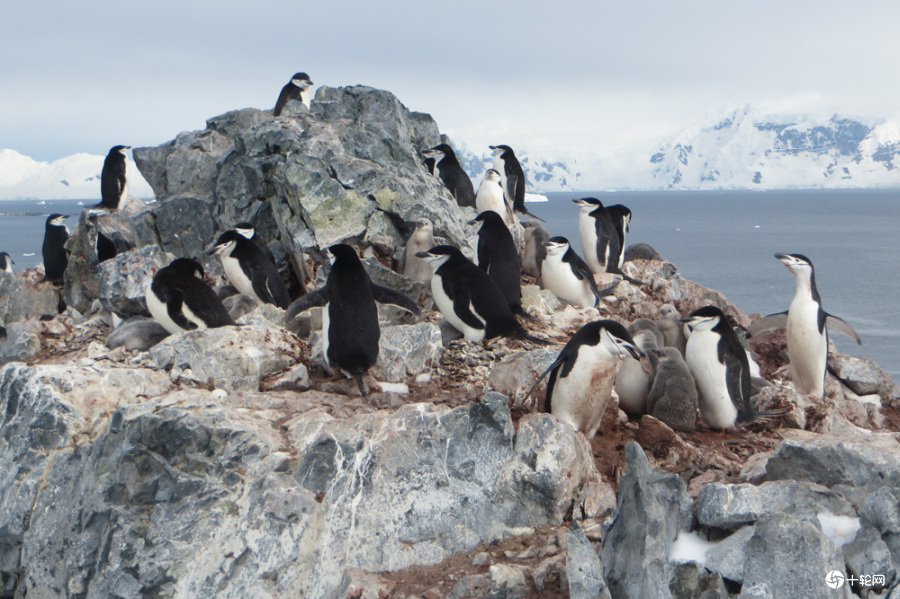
[286,288,329,321]
[166,298,198,331]
[451,290,486,331]
[724,344,754,420]
[748,312,788,337]
[825,314,862,345]
[371,284,421,316]
[523,354,566,410]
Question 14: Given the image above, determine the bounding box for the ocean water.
[527,189,900,380]
[1,191,898,379]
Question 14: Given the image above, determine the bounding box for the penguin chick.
[529,320,643,439]
[286,244,421,397]
[658,304,687,357]
[398,218,436,282]
[615,320,665,417]
[521,221,549,279]
[646,347,698,432]
[146,258,235,335]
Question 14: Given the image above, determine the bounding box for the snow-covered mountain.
[0,149,153,200]
[647,107,900,189]
[456,109,900,191]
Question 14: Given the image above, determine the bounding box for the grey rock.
[567,520,611,599]
[149,317,299,390]
[669,561,728,599]
[134,127,234,200]
[488,563,530,599]
[371,322,442,383]
[843,524,896,591]
[766,431,900,489]
[695,480,855,529]
[0,274,60,326]
[98,244,174,318]
[601,441,693,599]
[488,348,559,408]
[152,196,217,259]
[0,319,43,364]
[829,353,898,400]
[703,526,756,583]
[740,512,850,599]
[860,485,900,535]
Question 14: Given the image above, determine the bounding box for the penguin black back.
[424,144,476,208]
[211,230,291,309]
[606,204,631,270]
[150,258,235,333]
[472,211,522,315]
[98,145,129,210]
[234,222,278,267]
[41,214,69,283]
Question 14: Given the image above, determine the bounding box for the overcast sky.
[3,0,899,162]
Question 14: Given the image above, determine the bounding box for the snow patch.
[817,510,860,547]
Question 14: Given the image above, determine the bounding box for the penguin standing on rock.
[416,245,546,344]
[41,214,70,284]
[541,237,616,308]
[527,320,643,439]
[573,197,619,275]
[209,230,292,309]
[475,169,513,223]
[490,144,543,221]
[422,144,476,208]
[0,252,13,274]
[286,244,421,397]
[749,253,861,400]
[682,306,756,430]
[96,145,130,210]
[471,211,524,316]
[146,258,235,335]
[274,72,314,115]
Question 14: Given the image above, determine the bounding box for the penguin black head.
[415,244,459,268]
[327,243,363,264]
[469,210,506,227]
[573,197,603,210]
[775,252,814,272]
[290,72,313,88]
[234,222,256,239]
[166,257,205,279]
[681,305,725,333]
[423,144,455,162]
[46,214,70,228]
[544,236,571,256]
[578,320,643,360]
[0,252,14,273]
[109,145,131,156]
[209,230,245,256]
[608,204,632,232]
[489,145,514,157]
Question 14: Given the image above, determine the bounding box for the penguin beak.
[415,251,431,259]
[679,317,694,332]
[625,345,644,360]
[207,245,224,256]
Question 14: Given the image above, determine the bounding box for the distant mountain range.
[2,106,898,199]
[0,149,153,200]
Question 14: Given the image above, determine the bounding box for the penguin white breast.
[578,213,602,273]
[430,273,486,341]
[685,330,737,429]
[146,284,186,335]
[786,297,828,395]
[321,302,331,367]
[551,344,617,439]
[541,254,594,308]
[221,255,260,302]
[476,181,506,216]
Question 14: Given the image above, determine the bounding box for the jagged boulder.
[0,273,59,325]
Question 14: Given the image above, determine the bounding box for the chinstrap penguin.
[146,258,236,335]
[489,145,543,221]
[209,230,292,309]
[416,245,545,344]
[529,320,642,439]
[0,252,13,274]
[96,145,130,210]
[234,222,277,267]
[286,244,421,397]
[475,169,513,223]
[646,347,699,432]
[606,204,631,270]
[541,236,616,308]
[398,218,436,282]
[749,253,861,399]
[422,144,476,208]
[682,306,755,430]
[274,72,314,116]
[41,214,70,284]
[573,197,618,274]
[471,211,524,316]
